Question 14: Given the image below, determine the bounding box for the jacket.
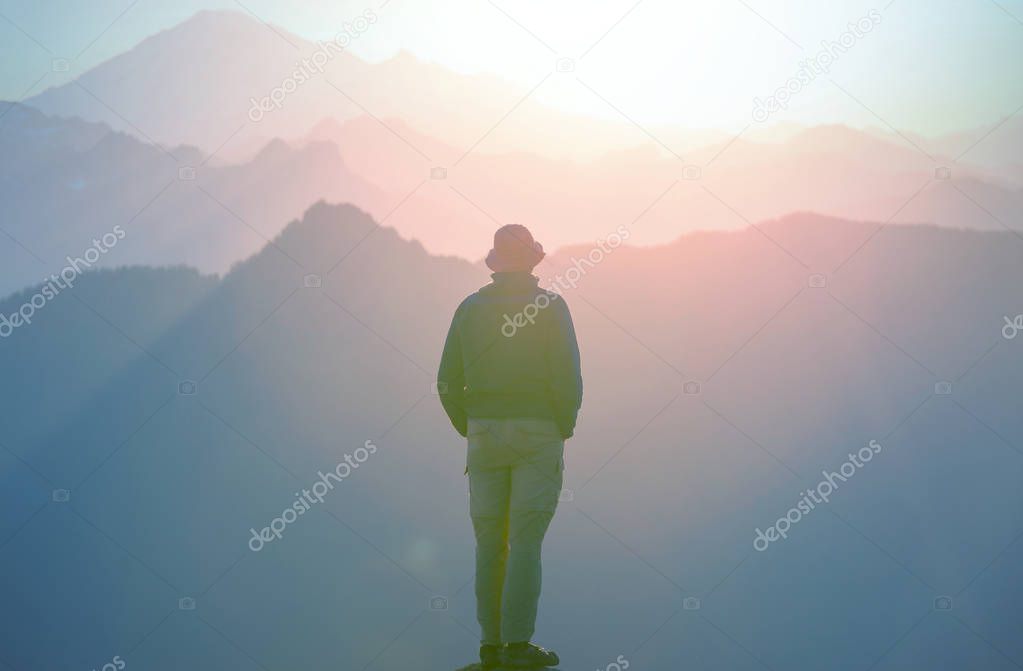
[437,272,583,438]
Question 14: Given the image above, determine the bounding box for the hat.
[485,224,545,272]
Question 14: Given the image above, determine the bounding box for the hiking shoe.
[480,644,502,670]
[502,642,560,668]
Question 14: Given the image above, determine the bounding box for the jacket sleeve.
[547,296,583,439]
[438,303,468,437]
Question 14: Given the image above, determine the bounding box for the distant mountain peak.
[252,137,295,160]
[162,8,276,37]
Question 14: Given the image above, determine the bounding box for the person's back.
[438,271,582,443]
[438,225,582,670]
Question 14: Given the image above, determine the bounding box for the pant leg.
[501,426,563,643]
[469,466,512,645]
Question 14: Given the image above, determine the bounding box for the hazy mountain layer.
[1,203,1020,670]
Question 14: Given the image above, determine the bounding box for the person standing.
[438,225,583,669]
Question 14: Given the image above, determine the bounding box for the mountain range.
[0,102,390,297]
[3,7,1023,670]
[24,9,721,162]
[23,9,1022,176]
[1,203,1021,670]
[3,8,1019,299]
[3,98,1022,299]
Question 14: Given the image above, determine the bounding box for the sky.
[1,0,1022,135]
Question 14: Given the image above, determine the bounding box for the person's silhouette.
[438,224,582,669]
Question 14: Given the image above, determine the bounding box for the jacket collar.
[490,271,539,286]
[484,272,539,295]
